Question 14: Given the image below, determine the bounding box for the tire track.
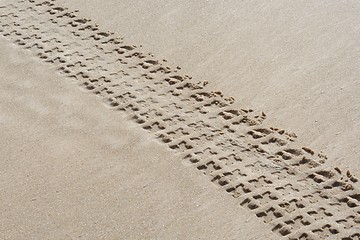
[0,1,359,239]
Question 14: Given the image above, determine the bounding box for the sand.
[0,38,275,240]
[0,1,359,239]
[57,0,360,173]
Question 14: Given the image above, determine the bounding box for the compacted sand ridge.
[0,1,359,239]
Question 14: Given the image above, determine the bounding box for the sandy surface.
[0,38,275,239]
[0,1,359,239]
[58,0,360,172]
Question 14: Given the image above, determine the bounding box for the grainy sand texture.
[0,1,359,240]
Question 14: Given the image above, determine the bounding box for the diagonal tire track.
[0,1,359,239]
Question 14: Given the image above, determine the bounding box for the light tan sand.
[0,1,359,239]
[57,0,360,172]
[0,38,275,239]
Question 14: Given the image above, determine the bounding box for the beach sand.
[0,37,276,240]
[57,0,360,173]
[1,1,359,239]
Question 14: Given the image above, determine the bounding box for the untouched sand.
[0,1,359,239]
